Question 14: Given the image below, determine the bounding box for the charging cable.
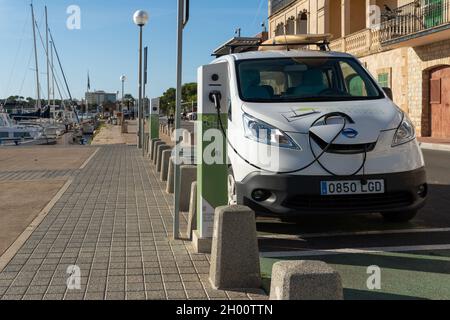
[209,91,368,179]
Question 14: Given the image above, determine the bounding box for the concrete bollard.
[166,157,175,194]
[153,141,165,165]
[150,139,161,161]
[160,149,173,182]
[269,261,343,300]
[209,205,261,290]
[148,138,159,157]
[156,145,172,173]
[190,132,196,146]
[182,130,191,146]
[179,165,197,212]
[179,146,196,165]
[144,133,150,154]
[186,182,197,240]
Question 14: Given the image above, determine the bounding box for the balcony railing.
[269,0,296,16]
[330,29,381,56]
[380,0,450,43]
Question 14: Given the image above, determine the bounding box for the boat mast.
[45,6,50,108]
[31,3,41,110]
[50,40,55,107]
[49,29,79,123]
[86,71,89,115]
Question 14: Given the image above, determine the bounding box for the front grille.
[310,134,376,154]
[283,192,414,212]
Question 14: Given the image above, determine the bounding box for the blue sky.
[0,0,267,101]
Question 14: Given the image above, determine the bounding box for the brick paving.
[0,169,79,182]
[0,145,266,300]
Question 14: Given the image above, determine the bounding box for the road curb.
[420,143,450,152]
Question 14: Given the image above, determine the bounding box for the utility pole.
[174,0,189,240]
[138,25,143,149]
[143,46,148,155]
[133,10,149,149]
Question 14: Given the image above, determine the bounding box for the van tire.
[381,210,418,223]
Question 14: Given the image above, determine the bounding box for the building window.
[275,23,285,36]
[296,10,308,34]
[377,70,391,88]
[286,17,295,35]
[424,0,444,28]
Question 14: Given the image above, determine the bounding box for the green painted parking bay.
[260,249,450,300]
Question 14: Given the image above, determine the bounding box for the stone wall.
[360,40,450,136]
[407,40,450,136]
[360,47,409,115]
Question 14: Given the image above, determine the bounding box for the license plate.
[320,180,385,196]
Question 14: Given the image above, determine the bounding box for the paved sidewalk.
[419,137,450,152]
[0,145,266,300]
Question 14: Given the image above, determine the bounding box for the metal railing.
[269,0,296,16]
[380,0,450,43]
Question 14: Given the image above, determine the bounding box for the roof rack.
[212,34,332,57]
[212,37,262,57]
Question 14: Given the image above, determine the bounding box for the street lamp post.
[133,10,149,150]
[120,75,126,113]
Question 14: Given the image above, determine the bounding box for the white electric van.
[209,37,427,222]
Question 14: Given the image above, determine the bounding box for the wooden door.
[430,66,450,138]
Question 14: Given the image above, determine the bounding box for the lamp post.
[120,75,126,113]
[133,10,149,149]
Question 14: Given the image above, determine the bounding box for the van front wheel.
[381,210,418,223]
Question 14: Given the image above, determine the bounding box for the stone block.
[269,261,343,300]
[209,205,260,290]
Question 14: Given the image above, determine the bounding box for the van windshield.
[236,57,383,102]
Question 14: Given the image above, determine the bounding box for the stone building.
[268,0,450,138]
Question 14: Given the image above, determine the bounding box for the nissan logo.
[342,128,359,139]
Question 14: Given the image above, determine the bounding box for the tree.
[123,94,135,112]
[182,82,197,104]
[159,83,197,116]
[160,88,176,115]
[26,97,35,107]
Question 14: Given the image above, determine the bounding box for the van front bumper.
[236,168,427,216]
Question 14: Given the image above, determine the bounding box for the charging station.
[193,62,229,252]
[150,97,160,140]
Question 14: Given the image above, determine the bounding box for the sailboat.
[12,5,77,124]
[0,107,56,146]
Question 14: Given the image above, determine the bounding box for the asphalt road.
[257,149,450,253]
[172,120,450,298]
[257,149,450,300]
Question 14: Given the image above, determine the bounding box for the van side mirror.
[383,87,393,100]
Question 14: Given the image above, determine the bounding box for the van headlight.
[392,115,415,147]
[243,113,300,150]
